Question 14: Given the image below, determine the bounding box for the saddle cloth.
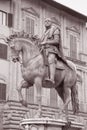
[56,60,65,70]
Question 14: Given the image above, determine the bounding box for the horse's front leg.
[34,76,42,118]
[17,80,29,107]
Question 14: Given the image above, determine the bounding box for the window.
[25,17,35,35]
[0,43,7,59]
[70,34,77,59]
[0,83,6,101]
[22,8,39,36]
[66,26,80,59]
[0,11,7,26]
[26,87,34,104]
[0,10,13,27]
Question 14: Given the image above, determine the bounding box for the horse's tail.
[71,83,79,114]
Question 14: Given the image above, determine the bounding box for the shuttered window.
[0,83,6,101]
[70,34,77,59]
[0,43,7,59]
[25,17,35,35]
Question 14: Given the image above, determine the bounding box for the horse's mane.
[7,31,40,55]
[7,31,38,45]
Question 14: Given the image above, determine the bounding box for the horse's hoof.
[43,79,55,88]
[20,100,27,107]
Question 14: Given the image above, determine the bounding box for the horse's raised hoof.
[20,100,27,107]
[45,78,55,88]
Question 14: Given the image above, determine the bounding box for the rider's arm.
[41,29,60,45]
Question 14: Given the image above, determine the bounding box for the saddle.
[41,47,72,70]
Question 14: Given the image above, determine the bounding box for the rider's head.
[44,18,52,29]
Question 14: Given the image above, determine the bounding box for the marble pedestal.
[20,118,84,130]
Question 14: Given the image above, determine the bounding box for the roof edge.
[42,0,87,21]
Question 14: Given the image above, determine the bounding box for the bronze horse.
[7,34,79,116]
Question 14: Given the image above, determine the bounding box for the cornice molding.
[66,26,80,34]
[22,7,39,18]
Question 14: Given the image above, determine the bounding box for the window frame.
[0,42,8,60]
[70,34,77,59]
[25,15,35,35]
[22,9,39,36]
[0,10,7,26]
[66,27,80,60]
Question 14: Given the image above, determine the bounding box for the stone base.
[20,118,84,130]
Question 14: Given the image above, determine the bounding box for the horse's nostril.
[16,57,19,61]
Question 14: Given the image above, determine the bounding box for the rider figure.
[41,17,68,85]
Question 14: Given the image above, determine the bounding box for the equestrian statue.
[7,18,79,117]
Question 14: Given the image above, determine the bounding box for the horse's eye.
[10,44,14,48]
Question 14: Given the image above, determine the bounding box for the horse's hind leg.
[17,80,29,107]
[63,87,71,111]
[62,86,71,120]
[55,85,70,120]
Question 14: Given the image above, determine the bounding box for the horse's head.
[8,36,21,63]
[10,42,20,62]
[7,31,41,64]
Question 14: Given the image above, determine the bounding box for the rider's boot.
[45,62,55,85]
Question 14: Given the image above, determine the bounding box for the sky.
[54,0,87,16]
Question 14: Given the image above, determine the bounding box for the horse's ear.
[6,36,11,44]
[6,37,10,45]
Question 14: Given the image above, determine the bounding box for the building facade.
[0,0,87,129]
